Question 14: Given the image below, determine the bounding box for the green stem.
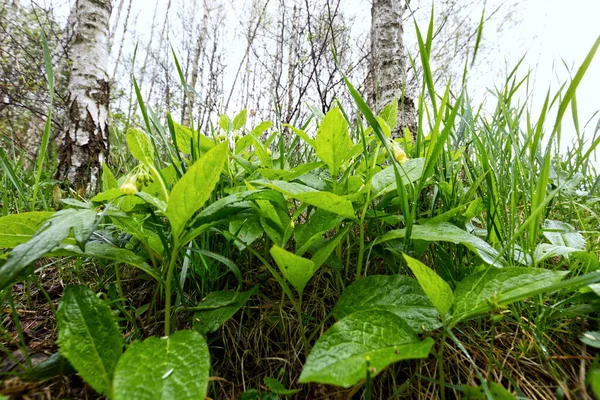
[355,191,371,281]
[149,164,170,202]
[164,241,180,336]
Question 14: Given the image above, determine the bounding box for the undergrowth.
[1,12,600,400]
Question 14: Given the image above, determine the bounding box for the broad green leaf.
[0,212,54,248]
[48,242,163,283]
[371,158,425,196]
[580,331,600,349]
[377,223,506,267]
[229,219,263,250]
[258,161,324,182]
[219,113,231,133]
[534,243,584,264]
[0,209,98,290]
[311,227,349,269]
[333,275,441,332]
[102,163,118,191]
[91,188,126,203]
[403,254,454,318]
[379,98,398,130]
[270,245,316,295]
[251,120,272,137]
[173,122,215,155]
[126,128,154,165]
[452,267,569,322]
[542,220,586,249]
[315,107,351,177]
[295,209,342,254]
[463,382,516,399]
[113,330,210,400]
[57,285,123,397]
[166,142,228,239]
[233,109,247,130]
[111,216,165,256]
[263,377,301,395]
[299,311,434,387]
[252,180,355,219]
[193,288,256,335]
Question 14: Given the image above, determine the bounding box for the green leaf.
[126,128,155,165]
[379,98,398,130]
[403,254,454,318]
[452,267,569,322]
[0,212,54,248]
[463,382,516,399]
[251,120,272,137]
[542,220,586,249]
[270,245,316,295]
[173,122,215,155]
[219,113,231,133]
[91,188,126,203]
[263,377,301,395]
[377,223,506,267]
[284,123,316,148]
[24,352,75,381]
[315,107,352,177]
[333,275,441,332]
[311,227,349,269]
[166,142,229,239]
[580,331,600,349]
[252,180,355,219]
[590,366,600,398]
[534,243,584,264]
[57,285,123,397]
[193,288,256,335]
[229,219,263,250]
[295,209,342,253]
[299,311,434,387]
[371,158,425,196]
[102,163,118,191]
[49,242,163,283]
[233,109,247,131]
[113,330,210,400]
[0,209,98,290]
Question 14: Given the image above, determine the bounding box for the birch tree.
[56,0,112,192]
[369,0,416,136]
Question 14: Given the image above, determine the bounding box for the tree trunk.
[56,0,112,193]
[369,0,416,137]
[183,0,210,127]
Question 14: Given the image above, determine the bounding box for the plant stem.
[164,241,180,336]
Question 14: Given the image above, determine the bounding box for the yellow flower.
[119,181,138,195]
[391,142,408,164]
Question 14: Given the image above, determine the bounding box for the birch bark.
[369,0,417,137]
[56,0,112,193]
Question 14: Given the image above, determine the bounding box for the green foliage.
[332,275,440,332]
[112,330,210,400]
[193,288,257,334]
[57,285,123,397]
[299,311,434,387]
[2,12,600,399]
[403,254,454,318]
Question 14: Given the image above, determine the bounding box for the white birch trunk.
[56,0,112,193]
[369,0,416,137]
